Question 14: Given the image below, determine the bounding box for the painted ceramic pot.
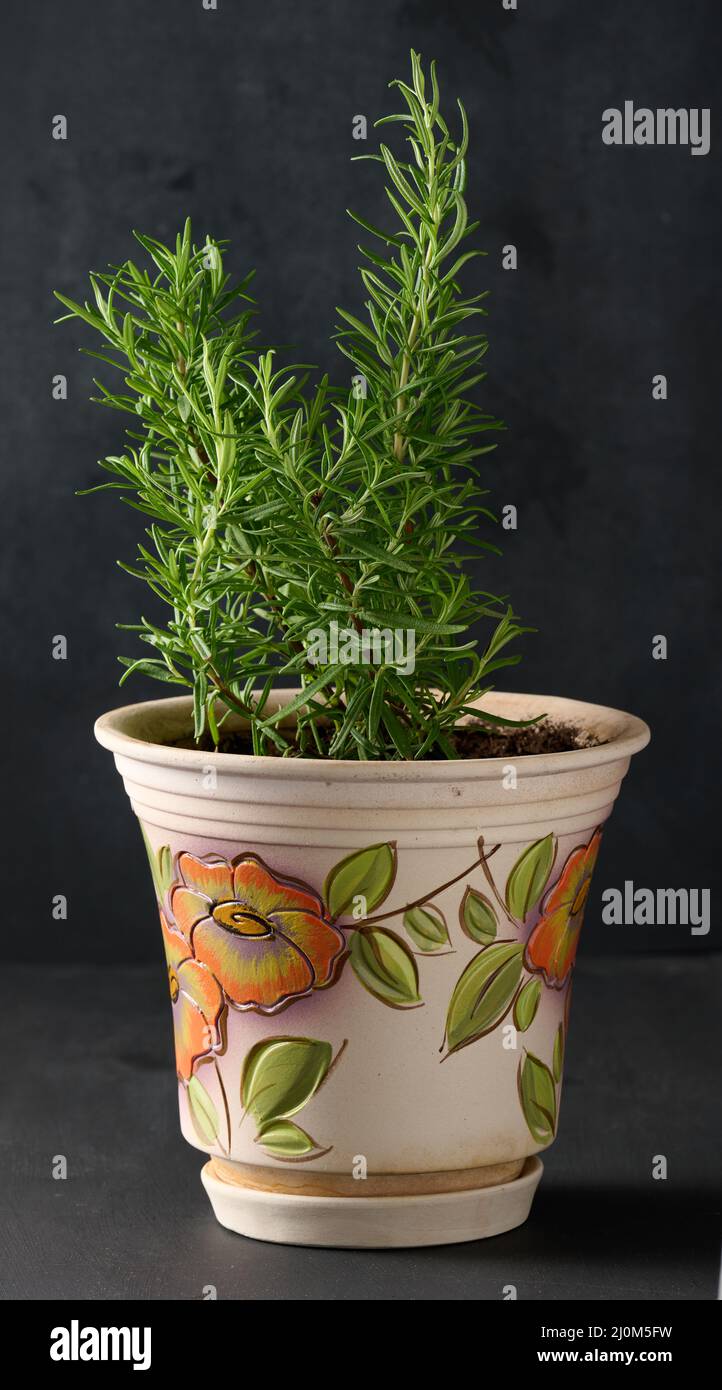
[95,689,649,1248]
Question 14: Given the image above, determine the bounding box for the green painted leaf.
[564,982,573,1035]
[505,834,556,921]
[241,1037,333,1126]
[140,824,161,897]
[459,887,497,944]
[156,844,173,896]
[140,825,173,901]
[187,1074,219,1146]
[444,941,524,1055]
[349,927,421,1007]
[256,1118,319,1158]
[513,977,542,1032]
[553,1023,565,1083]
[324,843,396,919]
[518,1051,557,1145]
[403,903,449,952]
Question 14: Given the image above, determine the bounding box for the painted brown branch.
[214,1058,232,1154]
[360,844,500,927]
[478,834,518,926]
[323,1037,349,1087]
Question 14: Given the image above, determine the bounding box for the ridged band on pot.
[95,691,649,1188]
[97,690,649,846]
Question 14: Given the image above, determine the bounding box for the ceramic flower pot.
[95,689,649,1248]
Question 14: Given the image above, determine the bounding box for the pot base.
[200,1155,543,1248]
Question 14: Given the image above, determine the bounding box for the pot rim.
[94,689,650,781]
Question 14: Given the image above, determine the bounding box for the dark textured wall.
[2,0,719,961]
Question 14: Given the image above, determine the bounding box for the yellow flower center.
[168,966,179,1003]
[571,876,591,917]
[212,900,274,937]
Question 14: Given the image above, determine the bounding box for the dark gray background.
[2,0,720,963]
[3,954,719,1300]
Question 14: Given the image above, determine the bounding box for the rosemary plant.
[55,51,529,759]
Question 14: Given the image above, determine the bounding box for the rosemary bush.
[56,52,529,759]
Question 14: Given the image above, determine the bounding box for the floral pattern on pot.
[142,827,603,1158]
[439,827,603,1144]
[524,829,602,988]
[160,909,224,1082]
[170,853,346,1014]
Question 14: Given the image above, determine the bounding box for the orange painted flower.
[169,853,346,1014]
[160,909,224,1081]
[524,829,602,988]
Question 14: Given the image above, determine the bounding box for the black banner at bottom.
[3,1299,717,1375]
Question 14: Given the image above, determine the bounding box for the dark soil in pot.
[170,718,604,759]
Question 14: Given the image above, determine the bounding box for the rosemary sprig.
[55,52,531,759]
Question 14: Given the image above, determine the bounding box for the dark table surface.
[1,954,719,1301]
